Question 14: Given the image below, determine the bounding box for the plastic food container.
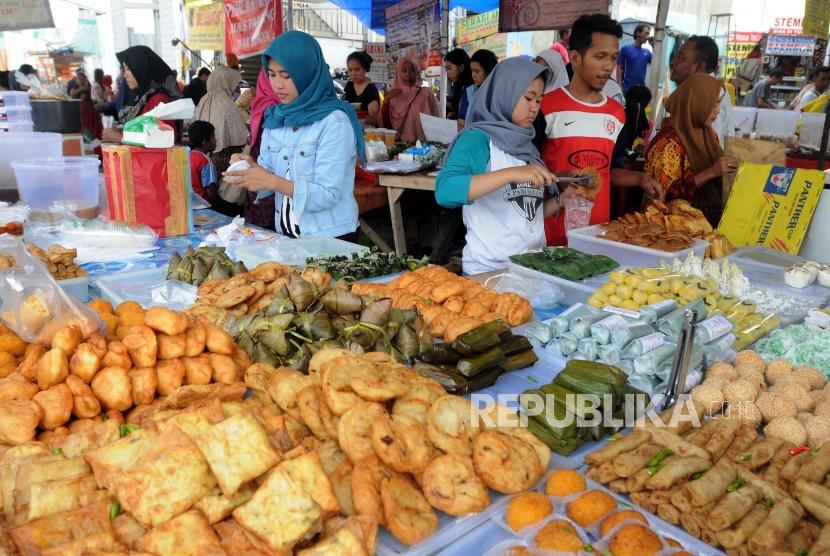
[755,108,800,138]
[0,91,31,107]
[504,261,609,307]
[798,112,827,151]
[0,105,33,123]
[231,236,366,268]
[11,157,100,218]
[0,121,34,133]
[94,267,176,309]
[732,106,757,135]
[567,224,709,269]
[0,132,62,189]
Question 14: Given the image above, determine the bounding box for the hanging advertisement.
[224,0,282,58]
[458,9,507,59]
[498,0,607,33]
[384,0,441,71]
[187,1,224,51]
[364,42,391,84]
[0,0,53,31]
[803,0,830,37]
[71,9,101,56]
[766,34,816,57]
[724,32,765,79]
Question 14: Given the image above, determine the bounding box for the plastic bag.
[0,234,100,343]
[150,280,198,311]
[485,270,563,310]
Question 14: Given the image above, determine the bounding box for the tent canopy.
[328,0,498,34]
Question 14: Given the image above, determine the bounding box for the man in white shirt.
[791,66,830,110]
[666,35,734,147]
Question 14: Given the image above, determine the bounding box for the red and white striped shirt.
[540,87,625,246]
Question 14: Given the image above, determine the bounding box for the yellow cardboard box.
[718,163,824,254]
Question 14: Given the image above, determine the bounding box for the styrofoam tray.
[230,236,366,267]
[567,224,709,269]
[505,260,613,306]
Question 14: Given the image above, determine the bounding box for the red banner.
[224,0,282,58]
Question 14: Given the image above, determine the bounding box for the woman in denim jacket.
[225,31,365,240]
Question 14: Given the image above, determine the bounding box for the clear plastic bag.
[486,270,563,310]
[150,280,198,311]
[0,234,100,343]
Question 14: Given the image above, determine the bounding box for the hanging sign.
[766,34,816,56]
[385,0,441,71]
[498,0,608,33]
[187,1,224,51]
[224,0,282,58]
[803,0,830,37]
[457,9,500,44]
[0,0,53,31]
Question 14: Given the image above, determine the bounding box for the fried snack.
[156,332,186,360]
[419,453,488,516]
[195,485,255,525]
[607,524,662,556]
[156,358,186,395]
[351,458,395,526]
[298,385,331,440]
[370,413,435,473]
[599,509,649,537]
[135,510,225,556]
[183,354,213,385]
[36,346,69,390]
[123,325,158,368]
[102,341,132,369]
[33,383,73,429]
[144,307,189,336]
[204,321,235,355]
[0,351,16,378]
[322,358,365,416]
[381,476,439,546]
[0,331,27,357]
[533,519,585,552]
[472,430,542,494]
[88,298,114,316]
[546,469,587,497]
[17,345,45,383]
[309,348,355,384]
[338,401,387,463]
[91,366,133,411]
[566,490,617,527]
[271,370,312,419]
[65,374,101,419]
[350,362,411,402]
[69,342,102,383]
[426,395,481,455]
[329,460,357,516]
[297,525,368,556]
[51,324,83,356]
[184,320,207,357]
[392,375,446,424]
[209,353,241,384]
[198,413,281,496]
[128,367,158,406]
[0,373,38,402]
[0,400,43,444]
[505,491,553,532]
[7,500,111,555]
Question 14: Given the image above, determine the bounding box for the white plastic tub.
[0,121,34,133]
[567,224,709,269]
[0,132,62,189]
[733,106,757,135]
[755,108,800,137]
[0,105,32,123]
[11,157,100,217]
[0,91,30,108]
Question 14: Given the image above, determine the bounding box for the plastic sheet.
[487,269,563,310]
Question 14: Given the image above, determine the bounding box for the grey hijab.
[450,57,550,166]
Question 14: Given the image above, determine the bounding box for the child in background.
[188,120,219,205]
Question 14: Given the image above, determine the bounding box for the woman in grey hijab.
[436,57,560,275]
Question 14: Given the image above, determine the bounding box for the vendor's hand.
[639,173,663,200]
[101,128,123,143]
[223,163,276,192]
[229,153,255,165]
[710,156,739,178]
[512,164,557,188]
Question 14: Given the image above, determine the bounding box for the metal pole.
[648,0,670,113]
[440,0,448,119]
[819,108,830,170]
[287,0,294,31]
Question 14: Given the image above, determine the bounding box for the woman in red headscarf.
[386,57,439,142]
[242,67,280,230]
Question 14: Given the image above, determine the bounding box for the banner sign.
[498,0,607,33]
[766,34,816,56]
[0,0,53,31]
[803,0,830,37]
[724,32,764,79]
[769,16,803,36]
[457,9,499,44]
[385,0,441,71]
[364,42,391,84]
[187,2,224,51]
[224,0,282,58]
[719,163,823,254]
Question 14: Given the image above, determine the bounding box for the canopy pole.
[440,0,449,118]
[648,0,670,113]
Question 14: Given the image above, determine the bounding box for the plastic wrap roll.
[577,338,598,360]
[612,321,655,348]
[589,313,629,345]
[569,312,608,339]
[639,299,677,324]
[551,303,598,336]
[597,343,622,365]
[560,332,579,355]
[622,332,667,358]
[633,343,678,375]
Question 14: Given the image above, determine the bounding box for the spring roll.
[716,506,768,549]
[811,522,830,553]
[684,459,738,507]
[770,441,798,468]
[613,443,663,478]
[737,437,785,471]
[629,491,657,514]
[637,400,705,436]
[671,489,694,513]
[657,503,681,525]
[707,485,764,532]
[608,479,628,494]
[649,488,676,506]
[685,418,719,448]
[794,479,830,524]
[723,423,760,462]
[586,429,651,466]
[701,528,720,548]
[796,446,830,483]
[649,428,712,460]
[785,520,820,553]
[728,546,751,556]
[586,461,618,484]
[781,451,812,482]
[626,467,652,493]
[646,456,712,490]
[746,498,804,554]
[680,512,703,539]
[704,418,743,461]
[743,468,792,504]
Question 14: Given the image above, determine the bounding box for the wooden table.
[377,171,460,260]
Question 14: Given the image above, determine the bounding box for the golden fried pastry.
[338,401,387,463]
[566,490,617,528]
[123,325,158,368]
[0,351,16,378]
[370,413,435,473]
[156,358,186,395]
[505,491,553,532]
[0,399,43,443]
[102,341,132,369]
[271,370,312,418]
[209,353,241,384]
[99,312,120,340]
[381,476,439,546]
[599,509,649,538]
[50,325,83,356]
[545,469,587,497]
[91,366,133,411]
[144,307,189,336]
[445,317,482,342]
[33,383,73,429]
[129,367,158,406]
[298,385,331,440]
[534,519,585,553]
[607,524,662,556]
[204,321,235,355]
[36,347,69,390]
[88,298,114,316]
[115,301,143,317]
[329,460,356,516]
[156,332,186,359]
[422,454,489,516]
[472,430,542,494]
[351,458,393,526]
[65,374,101,419]
[426,395,481,455]
[392,375,446,425]
[0,331,27,357]
[322,358,365,416]
[184,320,207,357]
[183,354,213,385]
[69,342,102,384]
[350,362,410,402]
[0,373,39,401]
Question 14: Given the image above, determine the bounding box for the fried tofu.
[198,413,281,496]
[0,443,51,521]
[213,520,273,556]
[296,527,368,556]
[8,501,112,554]
[135,511,226,556]
[153,398,225,439]
[280,452,339,514]
[39,531,122,555]
[13,456,91,522]
[111,512,146,549]
[195,484,255,525]
[26,475,106,524]
[85,429,157,491]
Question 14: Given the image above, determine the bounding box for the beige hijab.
[194,64,249,151]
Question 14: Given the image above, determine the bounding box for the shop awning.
[328,0,498,34]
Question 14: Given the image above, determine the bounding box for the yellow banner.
[457,9,499,44]
[804,0,830,37]
[718,163,824,254]
[186,1,224,51]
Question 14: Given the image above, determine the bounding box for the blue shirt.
[256,110,358,238]
[619,44,652,92]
